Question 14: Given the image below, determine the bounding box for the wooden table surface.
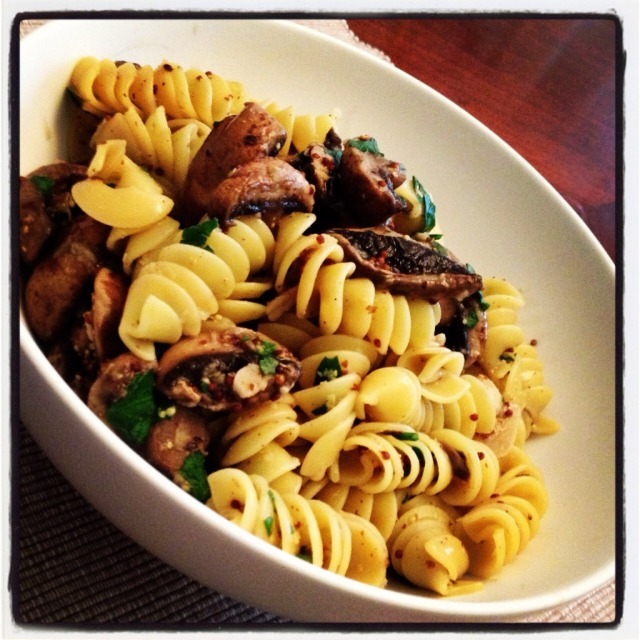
[348,17,619,262]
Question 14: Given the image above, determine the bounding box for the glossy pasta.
[454,447,548,578]
[117,213,276,360]
[69,57,246,124]
[479,277,560,439]
[267,213,442,355]
[206,467,388,587]
[388,495,481,596]
[25,54,564,600]
[262,101,339,156]
[90,106,211,193]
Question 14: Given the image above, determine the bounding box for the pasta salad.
[19,56,560,597]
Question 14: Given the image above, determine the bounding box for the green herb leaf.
[499,353,515,363]
[105,370,157,445]
[432,240,448,256]
[30,175,55,198]
[314,356,342,385]
[412,176,437,233]
[179,450,211,502]
[180,218,219,249]
[264,515,274,536]
[256,340,279,376]
[347,137,382,156]
[393,431,419,441]
[462,308,479,329]
[477,291,490,312]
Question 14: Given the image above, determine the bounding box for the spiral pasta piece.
[387,498,480,596]
[501,343,560,438]
[355,366,425,426]
[258,312,322,355]
[478,277,526,379]
[430,428,500,507]
[301,479,399,542]
[207,469,300,554]
[71,140,174,229]
[325,423,455,499]
[454,449,547,579]
[297,334,380,388]
[69,57,245,125]
[91,106,211,192]
[220,396,302,494]
[263,102,338,156]
[292,373,360,482]
[478,277,559,439]
[397,346,470,403]
[206,468,387,586]
[268,216,441,355]
[118,215,276,359]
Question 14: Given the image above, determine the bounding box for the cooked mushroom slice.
[438,294,488,368]
[87,352,157,421]
[19,177,52,265]
[292,143,338,202]
[146,405,210,478]
[208,157,315,230]
[157,326,301,412]
[23,214,110,343]
[84,267,128,362]
[329,227,482,303]
[180,102,287,224]
[339,137,411,225]
[19,162,87,264]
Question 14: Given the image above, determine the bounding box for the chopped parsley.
[105,370,158,445]
[412,176,437,233]
[347,136,382,156]
[30,175,55,198]
[256,340,279,376]
[264,492,276,536]
[393,431,419,441]
[179,450,211,502]
[499,353,515,363]
[314,356,342,385]
[180,218,219,250]
[462,307,479,329]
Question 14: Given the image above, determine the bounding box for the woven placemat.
[13,16,618,629]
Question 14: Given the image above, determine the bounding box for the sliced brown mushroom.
[339,137,411,225]
[19,162,87,265]
[146,405,210,478]
[292,142,338,203]
[438,294,488,368]
[156,324,300,413]
[23,214,110,343]
[208,156,315,230]
[328,227,482,303]
[87,352,157,421]
[180,102,287,224]
[84,267,129,362]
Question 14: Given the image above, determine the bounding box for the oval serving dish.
[18,18,616,623]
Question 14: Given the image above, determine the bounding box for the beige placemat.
[15,15,618,627]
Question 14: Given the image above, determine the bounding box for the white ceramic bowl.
[19,18,616,623]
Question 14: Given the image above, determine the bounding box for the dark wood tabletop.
[347,17,619,262]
